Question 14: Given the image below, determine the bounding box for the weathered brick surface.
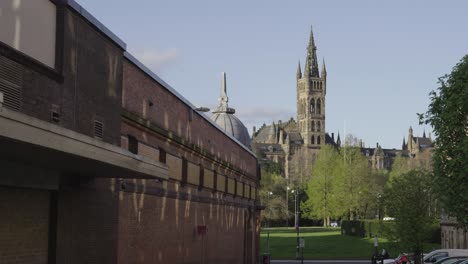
[55,178,119,264]
[0,188,50,264]
[122,60,257,178]
[117,184,255,264]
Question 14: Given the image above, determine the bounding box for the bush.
[341,220,395,239]
[341,220,440,243]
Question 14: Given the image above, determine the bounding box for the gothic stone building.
[251,29,338,181]
[0,1,260,263]
[251,29,434,182]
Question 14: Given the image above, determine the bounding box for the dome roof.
[211,112,251,147]
[209,72,251,147]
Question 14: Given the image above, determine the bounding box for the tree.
[418,55,468,229]
[384,170,437,264]
[338,146,373,220]
[303,145,341,226]
[259,162,289,223]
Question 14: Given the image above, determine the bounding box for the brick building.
[0,1,260,263]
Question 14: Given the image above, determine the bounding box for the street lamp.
[286,186,290,227]
[292,187,300,259]
[266,191,273,254]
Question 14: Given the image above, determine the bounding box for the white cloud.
[135,48,180,71]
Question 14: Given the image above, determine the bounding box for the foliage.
[303,145,342,225]
[339,146,376,220]
[303,144,381,222]
[259,165,289,223]
[418,55,468,229]
[383,170,438,263]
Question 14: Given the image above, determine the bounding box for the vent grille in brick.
[0,56,23,111]
[94,120,104,139]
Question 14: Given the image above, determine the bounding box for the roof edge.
[56,0,127,50]
[123,52,256,158]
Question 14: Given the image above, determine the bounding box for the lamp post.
[292,187,300,259]
[267,191,273,254]
[286,186,290,227]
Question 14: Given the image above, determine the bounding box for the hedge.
[340,220,441,243]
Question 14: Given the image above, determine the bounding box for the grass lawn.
[260,227,440,260]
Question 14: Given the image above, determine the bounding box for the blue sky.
[77,0,468,149]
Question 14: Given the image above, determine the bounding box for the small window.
[128,135,138,154]
[94,120,104,139]
[159,148,166,164]
[311,136,315,144]
[317,136,321,145]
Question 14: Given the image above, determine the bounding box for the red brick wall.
[55,178,119,264]
[0,187,50,264]
[122,60,257,179]
[117,181,250,264]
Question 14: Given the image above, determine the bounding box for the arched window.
[317,121,321,132]
[311,136,315,144]
[317,99,322,115]
[317,136,321,145]
[310,99,315,114]
[311,121,315,131]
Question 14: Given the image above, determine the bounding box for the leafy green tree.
[259,162,289,223]
[303,145,341,226]
[384,170,437,264]
[419,55,468,229]
[339,146,373,220]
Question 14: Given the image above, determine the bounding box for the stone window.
[310,98,315,114]
[317,136,321,145]
[317,99,322,115]
[311,136,315,144]
[317,121,321,132]
[311,121,315,131]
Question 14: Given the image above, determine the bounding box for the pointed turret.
[304,26,320,78]
[321,58,327,79]
[402,137,406,150]
[336,132,341,146]
[297,60,302,80]
[423,130,426,138]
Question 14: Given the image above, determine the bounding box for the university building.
[0,1,260,263]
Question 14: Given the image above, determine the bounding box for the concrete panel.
[203,169,214,189]
[0,0,56,68]
[227,178,235,195]
[187,162,199,185]
[166,154,182,180]
[217,174,225,192]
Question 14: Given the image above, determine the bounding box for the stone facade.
[251,29,337,182]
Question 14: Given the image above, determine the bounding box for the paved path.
[271,260,370,264]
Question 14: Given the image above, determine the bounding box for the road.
[271,260,370,264]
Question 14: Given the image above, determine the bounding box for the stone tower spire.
[408,126,414,152]
[297,61,302,80]
[304,26,320,79]
[296,26,326,146]
[402,137,406,150]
